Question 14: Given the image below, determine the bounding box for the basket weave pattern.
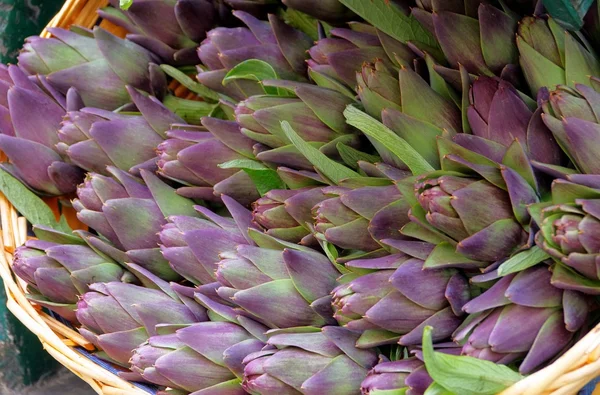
[0,1,599,394]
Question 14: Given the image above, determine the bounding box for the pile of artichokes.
[6,0,600,394]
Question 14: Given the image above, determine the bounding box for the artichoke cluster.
[6,1,600,394]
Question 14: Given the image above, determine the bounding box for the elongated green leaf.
[337,142,381,169]
[162,95,216,125]
[160,64,219,102]
[278,8,331,41]
[0,169,71,232]
[498,246,550,276]
[281,121,360,184]
[120,0,133,10]
[344,105,435,175]
[543,0,594,30]
[224,59,280,95]
[339,0,437,47]
[220,159,285,196]
[422,327,523,395]
[425,383,457,395]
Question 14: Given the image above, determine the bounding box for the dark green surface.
[0,0,66,389]
[0,1,64,63]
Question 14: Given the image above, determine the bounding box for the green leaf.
[543,0,594,30]
[160,64,219,102]
[344,105,435,175]
[497,246,550,276]
[224,59,281,95]
[425,383,457,395]
[281,121,360,184]
[422,326,523,395]
[337,142,381,169]
[0,169,71,232]
[219,159,285,196]
[162,95,216,125]
[339,0,438,48]
[119,0,133,10]
[278,8,332,41]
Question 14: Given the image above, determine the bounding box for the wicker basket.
[1,1,600,394]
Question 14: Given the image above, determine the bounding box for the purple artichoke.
[308,23,418,89]
[243,326,378,395]
[73,167,198,280]
[541,84,600,174]
[76,268,207,366]
[455,265,591,373]
[361,357,432,395]
[0,65,85,195]
[517,16,600,95]
[197,11,312,100]
[57,86,182,176]
[13,227,136,322]
[332,253,470,348]
[156,117,260,205]
[412,2,518,78]
[532,178,600,294]
[468,76,562,165]
[127,318,267,393]
[18,27,162,110]
[235,81,360,170]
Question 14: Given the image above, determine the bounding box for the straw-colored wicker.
[2,0,600,394]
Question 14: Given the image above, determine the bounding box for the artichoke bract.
[73,167,199,280]
[412,2,518,78]
[197,11,312,100]
[332,253,470,348]
[58,86,182,176]
[13,227,136,322]
[19,27,162,110]
[157,117,260,205]
[455,265,590,373]
[76,269,207,367]
[0,65,85,195]
[532,178,600,294]
[100,0,238,66]
[401,138,539,268]
[541,84,600,174]
[127,318,268,393]
[308,23,417,89]
[468,76,562,165]
[243,326,378,395]
[360,357,432,395]
[517,16,600,95]
[235,81,360,170]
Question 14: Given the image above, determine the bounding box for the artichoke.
[243,326,378,395]
[13,227,136,322]
[252,187,327,244]
[159,195,341,327]
[308,23,418,89]
[412,2,518,78]
[77,273,207,366]
[73,167,198,280]
[332,253,470,348]
[455,265,591,373]
[235,81,360,170]
[127,318,267,393]
[532,177,600,294]
[57,86,182,176]
[517,16,600,95]
[0,65,84,195]
[401,138,539,268]
[18,27,162,110]
[197,11,312,100]
[100,0,240,66]
[541,84,600,174]
[361,357,432,395]
[157,117,260,205]
[467,76,562,165]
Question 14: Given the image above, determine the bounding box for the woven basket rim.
[2,1,600,394]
